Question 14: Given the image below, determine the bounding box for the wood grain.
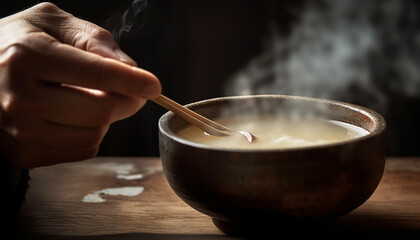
[14,157,420,239]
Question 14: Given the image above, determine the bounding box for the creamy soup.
[176,115,369,149]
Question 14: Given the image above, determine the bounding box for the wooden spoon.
[153,94,256,143]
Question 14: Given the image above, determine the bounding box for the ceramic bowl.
[158,95,386,234]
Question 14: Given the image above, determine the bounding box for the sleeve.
[1,152,30,222]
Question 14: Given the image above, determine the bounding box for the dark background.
[2,0,420,157]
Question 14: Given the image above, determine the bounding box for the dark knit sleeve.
[1,153,30,221]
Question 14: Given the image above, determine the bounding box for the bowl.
[158,95,386,234]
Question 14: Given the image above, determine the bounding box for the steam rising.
[225,0,420,114]
[104,0,148,43]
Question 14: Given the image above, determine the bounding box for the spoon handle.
[153,94,232,136]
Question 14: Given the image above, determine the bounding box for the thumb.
[73,27,138,67]
[61,18,138,66]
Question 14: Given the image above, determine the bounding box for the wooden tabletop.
[15,157,420,239]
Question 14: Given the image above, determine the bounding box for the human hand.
[0,2,161,168]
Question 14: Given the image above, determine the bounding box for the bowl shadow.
[13,213,420,240]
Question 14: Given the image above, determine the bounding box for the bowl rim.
[158,94,386,153]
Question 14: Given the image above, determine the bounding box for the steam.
[103,0,148,44]
[225,0,420,114]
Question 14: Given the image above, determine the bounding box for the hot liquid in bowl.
[177,115,369,150]
[158,95,386,234]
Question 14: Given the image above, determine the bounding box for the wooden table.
[14,157,420,239]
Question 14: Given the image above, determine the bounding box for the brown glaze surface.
[158,95,387,234]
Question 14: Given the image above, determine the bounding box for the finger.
[44,122,108,151]
[0,117,100,169]
[20,142,99,168]
[64,19,137,66]
[4,80,146,127]
[32,120,109,151]
[39,83,146,127]
[74,26,137,66]
[20,34,161,99]
[2,114,109,151]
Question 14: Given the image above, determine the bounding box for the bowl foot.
[212,217,295,235]
[211,217,334,236]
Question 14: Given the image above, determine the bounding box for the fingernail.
[131,67,162,98]
[114,49,137,66]
[144,80,162,98]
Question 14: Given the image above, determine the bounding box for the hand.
[0,2,161,168]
